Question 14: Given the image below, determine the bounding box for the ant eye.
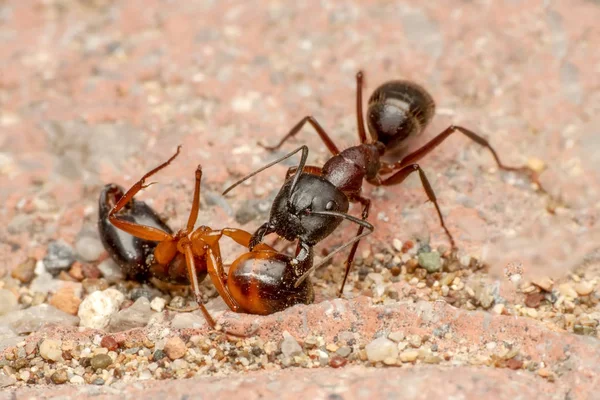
[325,201,336,211]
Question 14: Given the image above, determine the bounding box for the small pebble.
[575,282,594,296]
[78,288,125,329]
[11,258,36,284]
[82,264,102,280]
[280,331,302,358]
[90,354,113,370]
[39,339,62,361]
[150,297,166,312]
[101,336,119,351]
[392,238,403,252]
[418,252,441,273]
[97,259,125,283]
[407,334,422,348]
[0,289,17,316]
[82,278,109,294]
[532,277,553,292]
[388,331,405,342]
[43,241,76,276]
[70,375,84,384]
[169,296,186,309]
[336,346,352,357]
[399,350,419,362]
[0,374,16,388]
[558,283,578,299]
[75,236,105,262]
[51,369,68,384]
[524,292,545,308]
[164,337,187,360]
[365,336,398,362]
[49,286,81,315]
[329,355,347,368]
[153,349,166,361]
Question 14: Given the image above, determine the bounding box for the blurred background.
[0,0,599,298]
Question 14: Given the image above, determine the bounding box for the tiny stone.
[399,350,419,362]
[81,264,102,280]
[407,334,422,348]
[153,349,166,361]
[93,378,105,385]
[418,252,442,273]
[75,236,105,262]
[329,355,347,368]
[575,282,594,296]
[525,292,545,308]
[164,337,187,360]
[108,297,153,332]
[336,346,352,358]
[97,259,125,283]
[365,336,398,362]
[280,331,302,358]
[169,296,186,309]
[388,331,405,342]
[43,241,76,276]
[382,357,397,366]
[78,288,125,329]
[90,354,113,370]
[532,277,553,292]
[11,258,36,284]
[51,369,68,384]
[150,297,167,312]
[390,266,401,277]
[392,238,403,252]
[558,283,578,299]
[70,375,84,384]
[0,373,16,388]
[82,278,109,295]
[493,304,505,315]
[506,358,523,370]
[49,286,81,315]
[537,368,552,378]
[101,336,119,351]
[39,339,62,361]
[0,289,17,316]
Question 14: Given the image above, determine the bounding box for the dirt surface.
[1,0,599,399]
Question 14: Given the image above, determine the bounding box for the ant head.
[269,174,349,245]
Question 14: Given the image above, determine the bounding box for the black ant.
[224,71,543,296]
[98,146,370,333]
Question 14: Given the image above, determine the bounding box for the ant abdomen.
[227,251,315,315]
[367,80,436,152]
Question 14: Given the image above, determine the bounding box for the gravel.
[43,241,76,276]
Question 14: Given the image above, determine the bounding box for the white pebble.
[70,376,84,384]
[39,339,62,361]
[97,259,125,283]
[78,288,125,329]
[365,336,398,362]
[150,297,167,312]
[280,331,302,358]
[75,236,105,262]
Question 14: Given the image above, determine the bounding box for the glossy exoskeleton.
[224,71,543,296]
[98,184,172,282]
[100,146,369,332]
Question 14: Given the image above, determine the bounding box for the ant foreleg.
[259,116,340,156]
[375,164,456,249]
[338,195,371,297]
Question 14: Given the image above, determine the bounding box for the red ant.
[224,71,543,296]
[100,146,370,332]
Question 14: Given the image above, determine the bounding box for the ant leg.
[181,244,218,328]
[284,165,323,180]
[338,195,371,297]
[221,228,274,252]
[376,164,456,249]
[200,233,242,312]
[356,71,368,144]
[388,125,544,191]
[186,165,202,232]
[259,116,340,156]
[108,147,181,241]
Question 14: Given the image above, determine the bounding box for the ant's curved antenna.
[293,210,373,288]
[222,145,308,196]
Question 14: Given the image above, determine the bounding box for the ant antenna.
[222,146,308,196]
[293,210,374,288]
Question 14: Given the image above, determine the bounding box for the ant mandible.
[225,71,543,297]
[102,146,369,332]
